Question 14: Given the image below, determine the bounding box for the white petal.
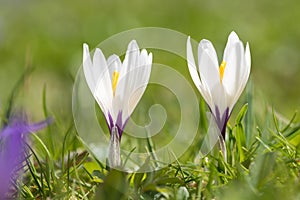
[117,40,140,103]
[107,54,122,80]
[199,78,215,112]
[222,42,244,109]
[239,43,251,88]
[223,31,240,60]
[126,69,149,118]
[198,39,220,93]
[128,40,139,51]
[140,49,148,68]
[83,43,94,92]
[92,48,109,90]
[82,44,114,120]
[230,42,251,110]
[244,43,251,87]
[245,42,251,69]
[186,36,201,91]
[126,40,140,72]
[211,84,227,117]
[186,37,214,110]
[83,43,92,65]
[107,40,141,121]
[94,71,113,121]
[122,49,152,120]
[104,54,121,119]
[223,33,250,111]
[148,52,153,65]
[136,50,151,91]
[119,40,140,83]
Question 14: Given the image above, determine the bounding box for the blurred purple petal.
[0,115,52,198]
[27,117,53,132]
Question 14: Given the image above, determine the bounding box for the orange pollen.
[112,71,119,96]
[219,60,226,82]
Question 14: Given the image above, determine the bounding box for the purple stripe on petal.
[107,112,114,134]
[106,111,129,140]
[214,107,230,139]
[116,111,123,129]
[220,108,230,138]
[116,111,123,140]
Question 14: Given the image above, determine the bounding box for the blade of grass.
[61,124,75,173]
[281,111,297,133]
[3,68,34,124]
[42,84,55,156]
[24,151,44,198]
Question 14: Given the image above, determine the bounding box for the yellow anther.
[219,60,226,82]
[112,71,119,96]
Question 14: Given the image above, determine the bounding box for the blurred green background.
[0,0,299,119]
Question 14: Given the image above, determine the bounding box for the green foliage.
[9,101,298,199]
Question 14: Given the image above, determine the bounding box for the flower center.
[112,71,120,96]
[219,60,226,82]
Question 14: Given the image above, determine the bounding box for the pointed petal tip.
[140,48,152,64]
[228,31,240,42]
[187,36,192,48]
[130,39,137,44]
[186,36,194,63]
[148,52,153,63]
[186,36,192,55]
[94,47,104,57]
[140,48,148,55]
[245,42,251,67]
[128,39,139,50]
[83,43,90,59]
[246,42,250,49]
[245,42,250,55]
[229,31,238,36]
[107,54,121,67]
[199,39,212,47]
[83,43,89,51]
[199,38,209,43]
[83,43,92,69]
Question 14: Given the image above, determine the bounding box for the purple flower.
[0,115,52,198]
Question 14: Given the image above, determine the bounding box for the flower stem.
[219,136,227,162]
[108,126,121,168]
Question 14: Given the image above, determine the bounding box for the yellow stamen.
[112,71,119,96]
[219,60,226,82]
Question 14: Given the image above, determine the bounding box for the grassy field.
[0,0,300,199]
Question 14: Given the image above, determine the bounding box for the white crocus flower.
[83,40,152,167]
[187,31,251,138]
